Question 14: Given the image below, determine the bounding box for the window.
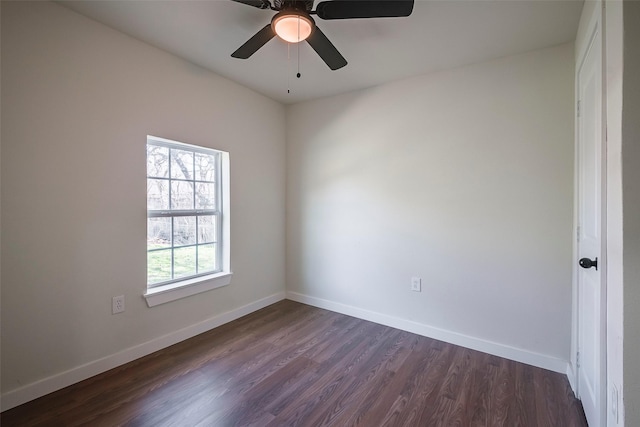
[144,136,231,306]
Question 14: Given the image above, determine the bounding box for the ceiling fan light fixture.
[272,11,313,43]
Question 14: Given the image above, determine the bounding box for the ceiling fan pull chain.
[287,42,291,94]
[297,16,301,78]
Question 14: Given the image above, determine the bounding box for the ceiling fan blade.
[315,0,414,20]
[231,24,276,59]
[230,0,271,9]
[306,26,347,70]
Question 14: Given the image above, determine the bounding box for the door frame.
[571,1,608,425]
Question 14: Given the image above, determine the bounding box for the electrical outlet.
[112,295,125,314]
[411,277,421,292]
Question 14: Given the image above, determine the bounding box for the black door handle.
[579,257,598,270]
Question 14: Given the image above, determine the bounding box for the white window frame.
[144,135,231,307]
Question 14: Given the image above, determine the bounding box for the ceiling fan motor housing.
[274,0,315,12]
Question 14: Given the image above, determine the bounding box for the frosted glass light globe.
[273,13,313,43]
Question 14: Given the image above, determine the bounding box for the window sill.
[143,272,232,307]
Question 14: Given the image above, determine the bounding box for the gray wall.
[604,0,625,425]
[622,2,640,423]
[1,1,286,400]
[286,44,575,367]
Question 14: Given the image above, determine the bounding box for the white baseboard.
[286,291,569,374]
[1,292,286,412]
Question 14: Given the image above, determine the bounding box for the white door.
[576,20,606,427]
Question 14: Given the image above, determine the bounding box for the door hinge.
[577,351,581,369]
[577,100,581,117]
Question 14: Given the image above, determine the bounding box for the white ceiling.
[58,0,584,104]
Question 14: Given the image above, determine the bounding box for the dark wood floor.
[2,300,587,427]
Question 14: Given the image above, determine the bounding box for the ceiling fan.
[230,0,415,70]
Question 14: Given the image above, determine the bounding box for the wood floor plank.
[397,340,457,426]
[301,328,401,426]
[448,347,481,426]
[1,300,588,427]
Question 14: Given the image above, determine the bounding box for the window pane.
[174,246,196,279]
[198,244,216,273]
[147,145,169,178]
[195,153,216,182]
[171,181,194,210]
[147,179,169,210]
[148,217,171,248]
[147,138,225,287]
[173,216,196,246]
[198,215,216,244]
[195,182,216,209]
[171,149,193,180]
[148,249,172,284]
